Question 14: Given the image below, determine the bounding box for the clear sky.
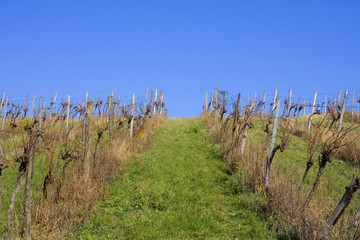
[0,1,359,117]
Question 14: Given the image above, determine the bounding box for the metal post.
[265,99,281,188]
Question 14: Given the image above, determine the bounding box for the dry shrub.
[204,113,221,142]
[293,128,306,138]
[201,111,356,239]
[343,111,360,123]
[338,141,360,166]
[267,165,330,239]
[31,115,164,239]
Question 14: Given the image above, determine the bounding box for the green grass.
[76,118,276,239]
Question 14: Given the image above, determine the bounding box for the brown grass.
[28,115,164,239]
[201,111,359,239]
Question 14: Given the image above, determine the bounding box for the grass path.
[76,118,275,239]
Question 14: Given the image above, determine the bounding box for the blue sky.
[0,1,359,117]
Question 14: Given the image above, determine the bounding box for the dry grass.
[202,111,360,239]
[13,115,164,240]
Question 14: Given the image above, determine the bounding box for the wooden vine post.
[337,90,348,135]
[2,96,9,130]
[287,89,292,117]
[108,96,114,145]
[204,92,208,113]
[48,93,57,119]
[157,90,162,114]
[232,93,241,137]
[214,87,219,114]
[130,93,135,139]
[321,175,360,238]
[307,91,317,135]
[83,100,94,174]
[144,87,149,115]
[160,94,164,115]
[85,91,88,109]
[261,90,266,118]
[153,90,157,115]
[148,89,154,114]
[0,92,5,116]
[29,94,36,119]
[209,91,214,112]
[239,95,256,155]
[66,94,70,133]
[303,99,306,117]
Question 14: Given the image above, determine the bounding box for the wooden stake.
[214,87,219,112]
[117,96,120,117]
[48,93,57,119]
[30,94,36,119]
[153,90,157,115]
[232,93,241,133]
[108,96,114,145]
[144,87,149,115]
[42,101,46,120]
[84,91,88,109]
[261,90,266,118]
[157,90,162,114]
[21,94,29,118]
[307,91,317,135]
[130,94,135,139]
[0,92,5,117]
[321,175,359,238]
[83,100,94,174]
[66,94,70,133]
[2,97,9,130]
[287,89,292,117]
[148,89,154,114]
[251,94,256,110]
[246,94,249,114]
[160,95,164,115]
[338,90,348,135]
[97,91,101,117]
[303,99,306,116]
[238,95,256,155]
[337,90,341,112]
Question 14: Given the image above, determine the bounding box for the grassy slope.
[248,117,360,213]
[0,119,111,236]
[76,118,275,239]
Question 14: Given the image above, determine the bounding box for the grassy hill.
[76,118,276,239]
